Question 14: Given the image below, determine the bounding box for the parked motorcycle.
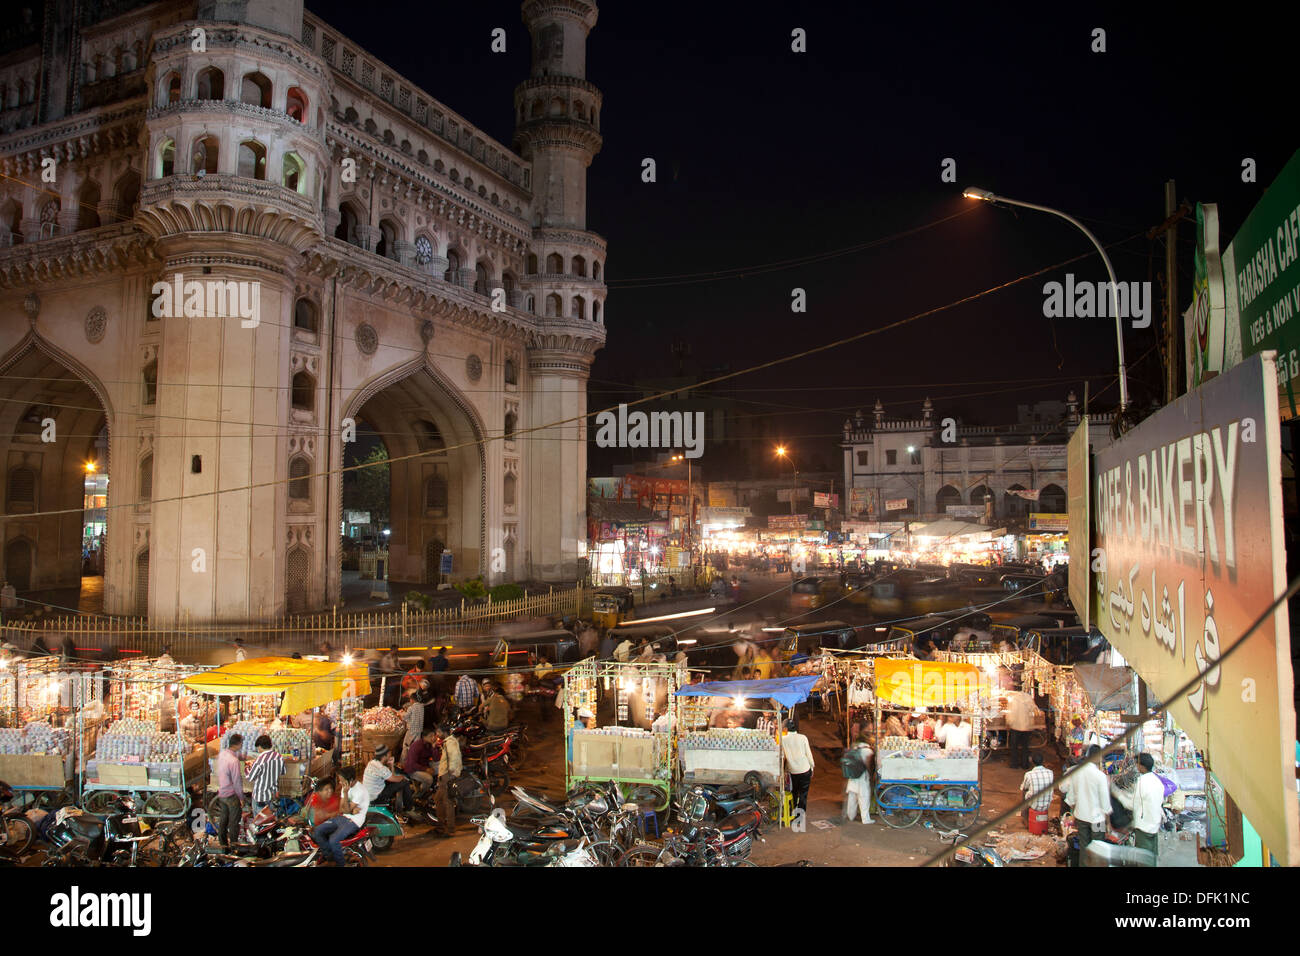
[42,795,157,866]
[687,771,780,825]
[178,824,376,867]
[674,787,763,861]
[449,808,600,867]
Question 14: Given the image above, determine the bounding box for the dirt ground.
[379,695,1067,868]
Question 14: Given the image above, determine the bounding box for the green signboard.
[1223,149,1300,417]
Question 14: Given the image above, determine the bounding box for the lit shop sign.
[1090,353,1298,864]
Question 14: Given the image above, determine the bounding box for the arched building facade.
[0,0,605,622]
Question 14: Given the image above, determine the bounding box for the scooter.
[449,808,598,867]
[687,771,779,824]
[42,795,156,867]
[675,787,763,861]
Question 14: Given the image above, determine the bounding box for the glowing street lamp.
[963,186,1129,413]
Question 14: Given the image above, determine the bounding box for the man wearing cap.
[575,707,595,729]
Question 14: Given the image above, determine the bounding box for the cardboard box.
[0,753,68,788]
[98,763,149,787]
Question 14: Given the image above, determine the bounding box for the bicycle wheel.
[876,784,923,829]
[930,786,980,831]
[36,788,75,812]
[585,840,621,866]
[3,815,34,856]
[1028,729,1049,750]
[143,792,187,818]
[85,789,120,814]
[617,843,671,867]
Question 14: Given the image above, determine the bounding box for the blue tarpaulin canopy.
[674,676,821,708]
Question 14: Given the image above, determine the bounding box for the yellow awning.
[180,657,370,716]
[874,658,988,709]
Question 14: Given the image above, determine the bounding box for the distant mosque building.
[0,0,606,622]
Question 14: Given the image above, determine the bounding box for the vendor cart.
[180,656,369,817]
[871,658,988,830]
[0,657,102,810]
[563,657,684,811]
[673,675,821,828]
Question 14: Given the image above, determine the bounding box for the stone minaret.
[514,0,606,580]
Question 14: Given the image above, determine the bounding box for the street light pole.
[963,187,1129,414]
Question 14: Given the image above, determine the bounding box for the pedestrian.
[213,733,245,852]
[233,637,246,662]
[842,734,874,824]
[313,766,368,866]
[940,712,973,751]
[1116,752,1165,858]
[483,682,511,732]
[401,689,424,756]
[247,734,284,815]
[1003,688,1039,769]
[430,647,449,672]
[781,725,815,813]
[1019,752,1054,827]
[433,724,461,836]
[402,659,426,695]
[1060,745,1112,853]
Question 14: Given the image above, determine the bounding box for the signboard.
[344,510,370,525]
[776,488,802,503]
[813,491,839,509]
[1222,149,1300,418]
[1185,203,1228,391]
[1066,419,1090,630]
[885,498,909,512]
[439,550,454,575]
[945,504,984,518]
[1090,353,1298,865]
[849,487,877,516]
[1028,513,1068,532]
[701,506,750,523]
[767,514,808,531]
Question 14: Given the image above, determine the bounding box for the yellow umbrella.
[181,656,371,716]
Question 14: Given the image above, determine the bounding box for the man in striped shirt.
[1019,752,1055,824]
[247,734,284,814]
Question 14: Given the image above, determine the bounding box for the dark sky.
[306,0,1295,475]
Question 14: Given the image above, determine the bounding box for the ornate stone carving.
[355,322,378,355]
[466,353,482,381]
[85,306,107,343]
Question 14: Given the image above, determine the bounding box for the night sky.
[306,0,1296,475]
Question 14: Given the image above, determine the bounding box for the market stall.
[674,675,821,828]
[0,657,102,807]
[934,647,1052,760]
[563,657,684,810]
[180,657,369,812]
[871,658,988,829]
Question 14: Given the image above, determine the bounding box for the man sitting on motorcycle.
[363,744,415,820]
[295,776,340,828]
[314,767,368,867]
[404,727,439,794]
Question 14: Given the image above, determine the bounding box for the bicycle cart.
[0,658,102,811]
[81,658,212,818]
[564,657,684,812]
[871,658,988,830]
